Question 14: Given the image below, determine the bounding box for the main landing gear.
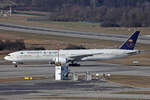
[69,61,80,66]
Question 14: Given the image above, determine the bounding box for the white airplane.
[4,31,140,67]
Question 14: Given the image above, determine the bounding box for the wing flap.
[69,53,104,61]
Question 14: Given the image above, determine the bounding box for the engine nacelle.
[52,57,67,65]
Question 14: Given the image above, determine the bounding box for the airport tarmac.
[0,61,150,99]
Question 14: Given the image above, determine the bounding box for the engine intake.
[52,57,67,65]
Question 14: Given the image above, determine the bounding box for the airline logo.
[128,39,133,43]
[127,39,134,48]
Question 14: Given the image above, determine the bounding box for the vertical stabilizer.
[120,31,140,50]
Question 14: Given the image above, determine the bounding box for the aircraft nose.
[4,56,10,61]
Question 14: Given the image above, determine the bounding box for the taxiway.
[0,22,150,44]
[0,61,150,99]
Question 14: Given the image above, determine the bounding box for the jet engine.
[52,57,67,65]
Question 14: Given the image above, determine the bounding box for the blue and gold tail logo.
[127,39,134,48]
[128,39,133,43]
[120,31,140,50]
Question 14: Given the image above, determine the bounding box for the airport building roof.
[0,0,16,9]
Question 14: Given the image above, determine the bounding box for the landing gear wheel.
[14,64,18,67]
[69,63,80,66]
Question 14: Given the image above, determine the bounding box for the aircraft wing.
[127,52,138,55]
[68,53,103,61]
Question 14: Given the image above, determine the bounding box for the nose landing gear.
[12,62,23,67]
[14,64,18,67]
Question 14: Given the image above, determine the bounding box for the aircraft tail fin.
[120,31,140,50]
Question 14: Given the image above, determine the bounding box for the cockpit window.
[8,54,11,56]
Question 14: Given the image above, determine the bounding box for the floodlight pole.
[57,44,60,63]
[9,7,12,16]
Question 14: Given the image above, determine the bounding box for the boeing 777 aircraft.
[4,31,140,67]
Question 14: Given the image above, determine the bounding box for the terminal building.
[0,0,16,16]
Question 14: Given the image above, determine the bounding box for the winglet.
[120,31,140,50]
